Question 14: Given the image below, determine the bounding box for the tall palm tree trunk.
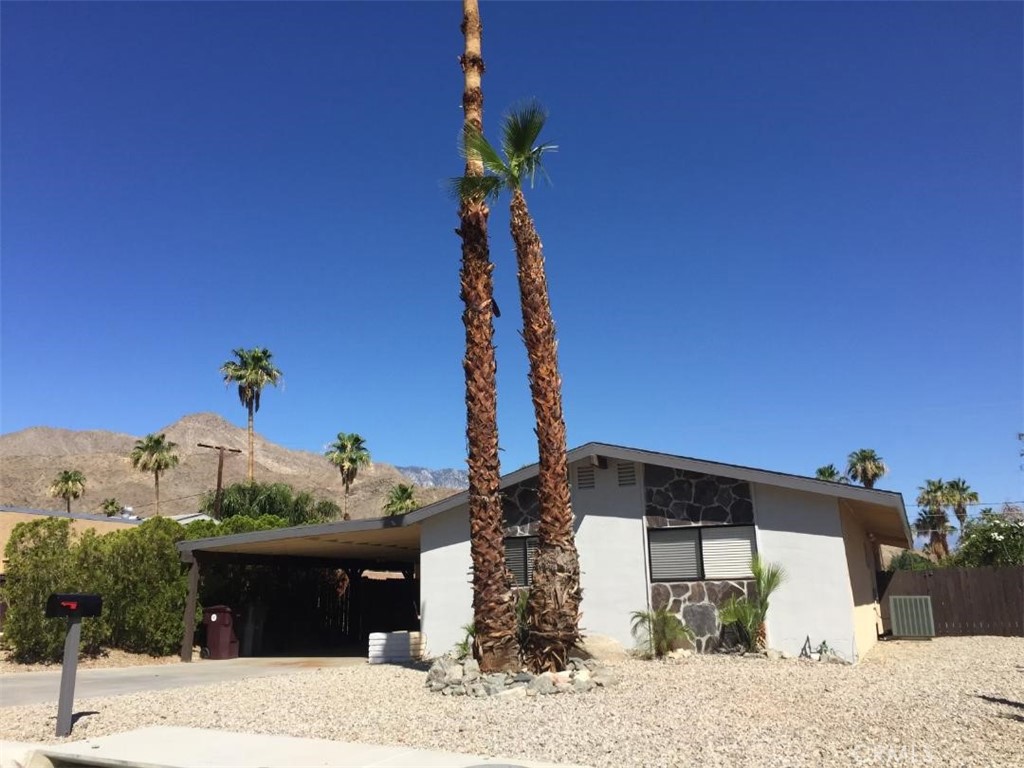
[509,187,582,671]
[247,403,255,482]
[154,470,161,516]
[457,0,520,673]
[65,497,71,515]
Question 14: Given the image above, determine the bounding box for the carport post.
[180,553,201,662]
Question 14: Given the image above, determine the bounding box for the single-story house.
[177,442,912,663]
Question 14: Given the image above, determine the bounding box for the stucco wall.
[418,507,472,657]
[753,485,857,659]
[840,505,881,661]
[571,459,648,648]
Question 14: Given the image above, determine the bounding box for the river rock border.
[426,656,619,697]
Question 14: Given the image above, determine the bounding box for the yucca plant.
[718,555,786,652]
[630,608,694,659]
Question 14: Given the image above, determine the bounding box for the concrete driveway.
[0,657,365,708]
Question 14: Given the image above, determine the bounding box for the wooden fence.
[878,566,1024,637]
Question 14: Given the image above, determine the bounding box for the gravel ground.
[1,637,1021,767]
[0,649,179,675]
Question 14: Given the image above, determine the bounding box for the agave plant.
[630,608,694,658]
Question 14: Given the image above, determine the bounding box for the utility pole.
[197,443,243,519]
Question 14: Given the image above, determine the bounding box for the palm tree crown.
[325,432,371,517]
[130,433,180,515]
[846,449,888,489]
[383,483,418,516]
[815,464,849,483]
[453,101,557,202]
[221,347,282,482]
[49,469,86,514]
[915,478,951,559]
[945,478,979,533]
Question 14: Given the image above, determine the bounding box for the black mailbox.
[45,593,102,619]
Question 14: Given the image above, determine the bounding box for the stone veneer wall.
[502,478,540,536]
[651,580,757,652]
[643,464,753,527]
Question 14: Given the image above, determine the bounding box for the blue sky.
[2,2,1021,518]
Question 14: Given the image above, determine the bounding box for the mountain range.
[0,413,462,519]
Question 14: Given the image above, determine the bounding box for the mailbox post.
[45,593,102,737]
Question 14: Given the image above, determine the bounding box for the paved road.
[0,657,365,708]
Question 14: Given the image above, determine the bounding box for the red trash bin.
[202,605,239,660]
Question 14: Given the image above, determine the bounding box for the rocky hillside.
[0,413,456,520]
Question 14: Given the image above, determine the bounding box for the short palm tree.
[220,347,283,483]
[100,498,122,517]
[455,102,582,671]
[325,432,371,518]
[383,483,418,516]
[718,556,787,651]
[915,478,951,559]
[49,470,85,514]
[815,464,848,483]
[630,608,694,659]
[945,478,979,535]
[846,449,888,489]
[129,433,180,516]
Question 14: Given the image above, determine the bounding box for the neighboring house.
[0,506,143,574]
[178,442,911,663]
[169,512,217,526]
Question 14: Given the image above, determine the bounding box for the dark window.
[648,525,756,582]
[504,536,538,586]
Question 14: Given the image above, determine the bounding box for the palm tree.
[456,103,582,671]
[220,347,283,483]
[452,0,522,674]
[100,498,122,517]
[383,483,418,516]
[49,470,85,514]
[846,449,888,489]
[324,432,371,518]
[129,433,180,516]
[945,478,979,535]
[815,464,849,483]
[915,478,951,559]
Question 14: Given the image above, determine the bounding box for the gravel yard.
[1,636,1021,767]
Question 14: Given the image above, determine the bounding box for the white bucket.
[367,631,424,664]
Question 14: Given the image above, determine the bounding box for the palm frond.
[501,101,548,160]
[449,175,503,202]
[460,127,509,177]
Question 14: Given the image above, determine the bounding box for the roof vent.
[617,462,637,487]
[576,465,596,490]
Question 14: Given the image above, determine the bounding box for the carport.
[177,517,421,661]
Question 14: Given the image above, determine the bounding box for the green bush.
[887,549,936,572]
[717,556,787,652]
[2,519,78,662]
[199,483,339,525]
[630,607,693,658]
[954,509,1024,567]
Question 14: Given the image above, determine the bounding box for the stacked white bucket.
[367,631,424,664]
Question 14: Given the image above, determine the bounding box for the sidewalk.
[1,726,590,768]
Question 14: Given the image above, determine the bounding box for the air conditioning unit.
[890,596,935,638]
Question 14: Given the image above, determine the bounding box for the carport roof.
[177,441,912,562]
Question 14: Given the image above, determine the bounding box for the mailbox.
[45,593,102,619]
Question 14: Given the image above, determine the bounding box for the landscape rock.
[462,658,480,683]
[572,634,628,664]
[528,674,556,695]
[766,649,782,661]
[572,677,595,693]
[591,669,619,687]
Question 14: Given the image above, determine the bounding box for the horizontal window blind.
[504,537,538,586]
[648,528,701,581]
[701,526,756,579]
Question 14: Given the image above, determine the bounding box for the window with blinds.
[701,526,756,579]
[647,525,757,582]
[504,537,538,586]
[647,528,701,581]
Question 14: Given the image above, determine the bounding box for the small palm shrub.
[454,622,475,659]
[718,555,786,652]
[630,608,694,658]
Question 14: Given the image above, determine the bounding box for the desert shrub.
[954,509,1024,567]
[718,556,787,652]
[1,518,76,662]
[102,517,188,655]
[630,607,693,658]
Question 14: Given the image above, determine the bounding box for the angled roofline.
[178,441,913,556]
[0,505,144,525]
